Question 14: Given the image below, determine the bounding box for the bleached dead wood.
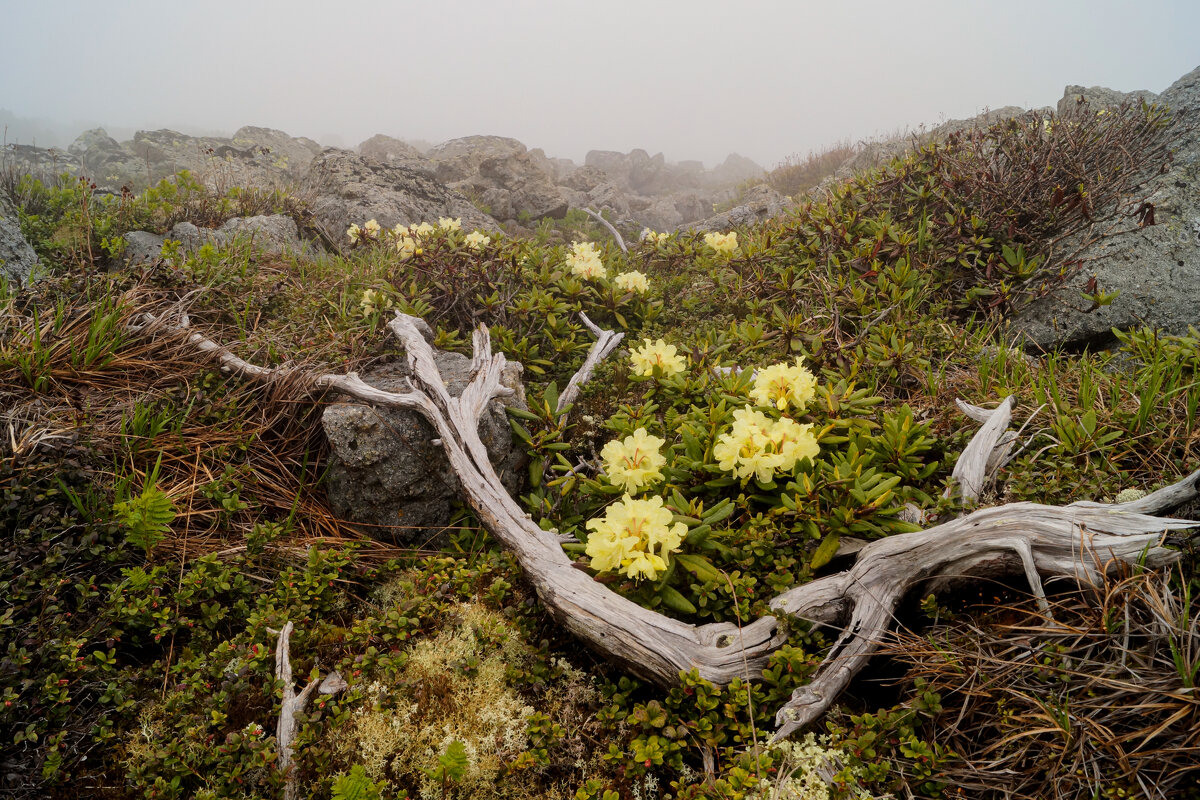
[582,207,628,254]
[273,621,346,800]
[165,311,1198,741]
[556,312,624,415]
[945,395,1015,503]
[767,484,1197,739]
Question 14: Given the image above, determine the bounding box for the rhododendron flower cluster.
[630,339,686,377]
[714,407,819,483]
[614,270,650,294]
[640,228,670,243]
[409,221,436,239]
[600,428,666,493]
[438,217,462,232]
[703,231,739,256]
[464,231,491,249]
[585,495,686,581]
[347,219,383,244]
[566,241,605,280]
[750,357,818,412]
[359,288,393,316]
[395,234,418,260]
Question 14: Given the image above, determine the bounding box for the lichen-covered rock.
[121,214,308,265]
[1057,85,1158,117]
[68,128,142,184]
[121,230,167,266]
[427,135,527,184]
[357,134,428,168]
[3,143,82,180]
[307,149,499,245]
[1011,65,1200,351]
[0,194,38,287]
[689,184,794,232]
[230,126,321,173]
[321,351,527,543]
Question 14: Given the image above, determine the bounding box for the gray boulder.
[560,165,609,193]
[1011,65,1200,351]
[213,214,306,255]
[307,149,499,244]
[1057,85,1158,117]
[122,214,307,265]
[706,153,765,187]
[585,182,631,218]
[321,349,527,543]
[230,126,321,173]
[126,127,312,191]
[121,230,168,266]
[2,143,82,180]
[472,150,569,221]
[689,184,794,232]
[427,135,527,184]
[68,128,142,185]
[0,195,38,287]
[357,134,428,169]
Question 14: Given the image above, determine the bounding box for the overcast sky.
[2,0,1197,168]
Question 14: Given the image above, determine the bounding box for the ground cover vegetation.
[1,100,1197,799]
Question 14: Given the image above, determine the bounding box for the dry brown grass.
[881,565,1200,799]
[766,140,857,198]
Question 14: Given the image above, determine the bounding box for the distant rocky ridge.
[1,123,766,234]
[5,65,1199,358]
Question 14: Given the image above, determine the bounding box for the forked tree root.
[273,621,347,800]
[159,310,1198,739]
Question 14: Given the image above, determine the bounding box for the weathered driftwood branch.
[582,207,628,254]
[767,485,1197,739]
[273,621,346,800]
[166,312,1198,740]
[945,395,1015,503]
[556,312,624,415]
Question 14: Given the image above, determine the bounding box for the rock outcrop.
[689,184,794,232]
[321,350,527,543]
[1,194,39,287]
[424,136,570,223]
[1011,66,1200,351]
[6,126,321,191]
[307,149,499,244]
[122,215,307,265]
[357,134,428,169]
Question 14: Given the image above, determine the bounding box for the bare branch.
[768,494,1196,739]
[273,621,345,800]
[946,396,1015,503]
[582,207,628,254]
[556,312,624,415]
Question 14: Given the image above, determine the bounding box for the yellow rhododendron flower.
[600,428,666,493]
[465,231,491,249]
[750,357,818,412]
[359,288,393,316]
[614,270,650,294]
[438,216,462,232]
[346,223,362,243]
[566,240,605,280]
[409,221,436,239]
[703,231,739,256]
[585,494,686,581]
[396,235,418,260]
[640,228,670,243]
[630,339,686,378]
[363,219,381,236]
[714,407,818,483]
